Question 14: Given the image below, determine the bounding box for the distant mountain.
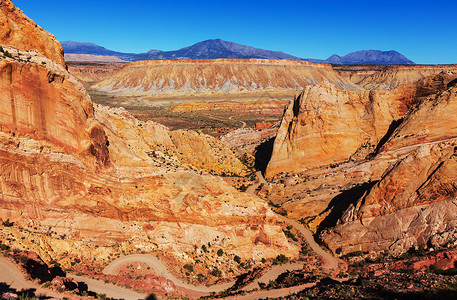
[62,40,415,65]
[61,41,136,61]
[62,39,305,62]
[324,50,415,65]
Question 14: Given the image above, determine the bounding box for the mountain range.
[62,39,415,65]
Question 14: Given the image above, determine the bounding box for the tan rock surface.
[260,73,457,255]
[0,0,65,66]
[92,58,359,97]
[321,86,457,254]
[265,74,457,178]
[335,64,457,90]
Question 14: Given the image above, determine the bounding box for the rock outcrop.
[265,73,456,178]
[321,84,457,254]
[92,59,359,97]
[0,0,65,66]
[0,0,297,270]
[261,72,457,255]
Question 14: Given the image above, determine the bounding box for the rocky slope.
[335,64,457,90]
[0,0,65,66]
[92,59,359,96]
[265,75,448,178]
[67,62,125,86]
[0,0,297,273]
[321,82,457,254]
[261,72,457,255]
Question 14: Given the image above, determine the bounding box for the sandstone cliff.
[321,83,457,254]
[92,59,359,97]
[0,0,65,66]
[260,73,457,255]
[0,0,297,271]
[265,73,456,178]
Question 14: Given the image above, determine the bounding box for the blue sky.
[13,0,457,64]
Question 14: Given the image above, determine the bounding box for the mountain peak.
[325,49,415,65]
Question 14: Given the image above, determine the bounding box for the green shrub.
[234,255,241,264]
[18,255,29,264]
[217,249,224,256]
[273,254,288,265]
[211,267,222,277]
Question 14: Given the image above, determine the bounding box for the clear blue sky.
[13,0,457,64]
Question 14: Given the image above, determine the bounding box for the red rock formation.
[0,0,65,66]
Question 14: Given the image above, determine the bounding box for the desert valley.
[1,0,457,299]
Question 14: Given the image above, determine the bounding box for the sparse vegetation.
[273,254,288,265]
[2,218,14,227]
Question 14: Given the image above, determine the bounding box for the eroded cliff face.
[261,73,457,255]
[265,74,456,178]
[321,85,457,254]
[92,59,359,96]
[0,0,297,270]
[335,64,457,91]
[0,0,65,66]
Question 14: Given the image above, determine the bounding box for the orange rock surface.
[0,0,297,268]
[0,0,65,66]
[265,74,456,178]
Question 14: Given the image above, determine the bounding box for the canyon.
[2,0,457,298]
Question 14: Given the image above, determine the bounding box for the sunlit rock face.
[263,71,457,254]
[92,58,359,96]
[0,0,65,66]
[0,0,298,266]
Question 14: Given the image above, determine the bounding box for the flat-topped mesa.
[92,58,360,96]
[265,73,457,178]
[335,64,457,90]
[0,0,65,66]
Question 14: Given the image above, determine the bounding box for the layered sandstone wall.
[0,0,297,268]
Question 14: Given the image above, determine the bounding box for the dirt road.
[0,257,67,299]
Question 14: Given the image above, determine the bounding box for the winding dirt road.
[0,257,144,300]
[103,254,233,293]
[248,171,340,270]
[0,172,341,300]
[100,171,341,298]
[0,257,67,299]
